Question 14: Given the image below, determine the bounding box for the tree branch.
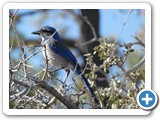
[30,76,78,109]
[123,56,145,76]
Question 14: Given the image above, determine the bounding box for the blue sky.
[15,9,144,41]
[100,9,144,41]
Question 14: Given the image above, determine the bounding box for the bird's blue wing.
[48,40,80,70]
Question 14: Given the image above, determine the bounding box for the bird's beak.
[31,30,41,35]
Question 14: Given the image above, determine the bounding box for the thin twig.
[42,46,49,81]
[119,41,142,47]
[116,62,135,82]
[11,79,30,88]
[123,56,145,76]
[76,16,98,46]
[117,9,133,40]
[43,97,56,109]
[12,82,32,109]
[9,9,19,29]
[10,79,30,102]
[11,22,28,81]
[134,35,145,47]
[13,46,43,70]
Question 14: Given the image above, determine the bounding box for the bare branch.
[11,80,32,109]
[43,97,56,109]
[76,16,98,46]
[30,76,78,109]
[123,56,145,76]
[134,35,145,47]
[117,9,133,40]
[9,9,19,28]
[18,9,49,17]
[10,79,30,102]
[42,46,49,81]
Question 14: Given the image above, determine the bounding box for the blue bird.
[32,26,99,103]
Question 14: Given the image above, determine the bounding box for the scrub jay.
[32,26,99,103]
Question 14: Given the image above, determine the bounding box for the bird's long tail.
[76,70,99,104]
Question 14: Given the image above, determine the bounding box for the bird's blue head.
[32,26,61,41]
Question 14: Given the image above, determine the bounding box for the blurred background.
[9,9,145,109]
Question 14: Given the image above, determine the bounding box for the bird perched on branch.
[32,26,99,104]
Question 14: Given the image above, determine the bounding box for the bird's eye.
[46,33,50,36]
[43,32,50,37]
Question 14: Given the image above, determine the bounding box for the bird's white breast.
[41,37,73,69]
[42,43,73,69]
